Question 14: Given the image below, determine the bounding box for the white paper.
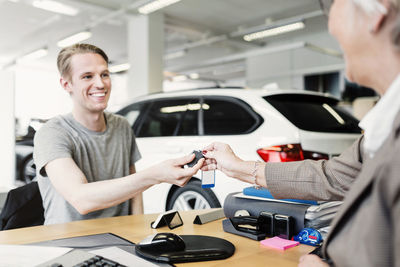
[234,192,307,205]
[90,246,159,267]
[0,245,72,267]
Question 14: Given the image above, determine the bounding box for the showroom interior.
[0,0,378,208]
[4,0,399,265]
[0,0,378,224]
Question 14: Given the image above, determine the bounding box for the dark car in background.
[15,119,46,185]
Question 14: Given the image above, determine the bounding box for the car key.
[186,150,205,167]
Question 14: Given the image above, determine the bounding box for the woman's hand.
[298,255,329,267]
[152,153,204,187]
[201,142,243,177]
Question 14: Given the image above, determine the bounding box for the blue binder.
[243,187,318,205]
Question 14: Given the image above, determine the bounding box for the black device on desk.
[274,214,294,239]
[135,233,235,263]
[222,216,266,241]
[223,212,294,240]
[138,233,186,252]
[229,216,261,234]
[258,211,274,237]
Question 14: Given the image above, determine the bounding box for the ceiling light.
[161,103,209,113]
[164,50,186,60]
[172,75,187,82]
[57,31,92,47]
[138,0,181,15]
[18,48,48,62]
[109,63,130,73]
[243,21,305,42]
[32,0,79,16]
[189,73,199,79]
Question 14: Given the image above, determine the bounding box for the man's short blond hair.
[57,43,108,81]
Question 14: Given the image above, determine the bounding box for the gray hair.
[353,0,400,47]
[353,0,389,14]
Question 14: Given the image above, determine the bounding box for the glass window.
[124,107,141,126]
[116,102,147,135]
[138,99,199,137]
[264,94,361,133]
[203,98,257,135]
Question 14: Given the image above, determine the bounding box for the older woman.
[202,0,400,266]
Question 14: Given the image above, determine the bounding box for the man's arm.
[45,154,202,215]
[129,165,144,215]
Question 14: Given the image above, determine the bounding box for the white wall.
[0,71,15,190]
[14,64,131,131]
[14,64,70,133]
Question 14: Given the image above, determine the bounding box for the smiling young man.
[62,51,111,130]
[34,44,203,225]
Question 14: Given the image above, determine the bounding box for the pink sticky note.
[260,236,299,250]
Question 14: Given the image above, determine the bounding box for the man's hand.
[298,255,329,267]
[152,153,205,187]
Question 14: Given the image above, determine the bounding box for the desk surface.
[0,209,314,267]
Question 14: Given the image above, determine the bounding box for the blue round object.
[293,228,322,246]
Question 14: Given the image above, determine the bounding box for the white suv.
[117,88,361,214]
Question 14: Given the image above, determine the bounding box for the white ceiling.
[0,0,331,81]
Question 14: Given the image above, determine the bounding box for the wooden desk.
[0,209,314,266]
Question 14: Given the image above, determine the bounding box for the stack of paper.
[0,245,72,267]
[304,201,342,231]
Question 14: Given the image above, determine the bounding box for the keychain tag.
[201,170,215,188]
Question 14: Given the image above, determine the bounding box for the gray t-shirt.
[33,112,141,225]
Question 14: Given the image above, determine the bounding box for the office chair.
[0,181,44,230]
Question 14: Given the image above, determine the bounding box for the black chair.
[0,181,44,230]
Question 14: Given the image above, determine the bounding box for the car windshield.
[263,94,361,133]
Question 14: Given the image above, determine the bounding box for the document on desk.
[0,245,72,267]
[90,246,159,267]
[234,192,310,205]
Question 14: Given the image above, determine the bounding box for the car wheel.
[167,180,221,211]
[20,155,36,184]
